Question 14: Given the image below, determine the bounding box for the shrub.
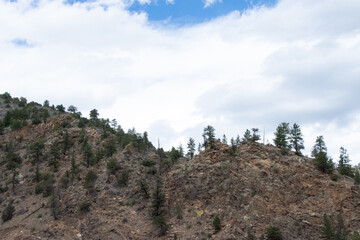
[84,170,98,192]
[266,226,283,240]
[61,171,70,189]
[0,184,9,193]
[175,206,183,219]
[213,215,221,233]
[106,158,118,175]
[140,158,156,167]
[116,169,129,187]
[79,200,91,212]
[2,201,15,223]
[146,166,157,175]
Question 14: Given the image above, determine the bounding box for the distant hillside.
[0,92,360,240]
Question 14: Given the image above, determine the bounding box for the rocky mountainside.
[0,93,360,240]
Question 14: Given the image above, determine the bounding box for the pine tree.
[151,177,165,217]
[242,129,252,142]
[177,144,184,157]
[62,131,72,155]
[273,122,290,150]
[290,123,304,156]
[335,214,347,240]
[315,152,334,174]
[89,109,99,120]
[235,135,241,146]
[197,143,202,153]
[187,138,196,159]
[338,147,353,177]
[312,136,327,157]
[202,125,216,149]
[222,134,227,144]
[30,139,45,165]
[49,144,60,172]
[251,128,261,143]
[320,214,335,240]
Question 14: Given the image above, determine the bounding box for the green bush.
[106,158,118,175]
[213,215,221,233]
[79,200,91,212]
[265,226,283,240]
[2,201,15,223]
[146,166,157,175]
[140,158,156,167]
[61,171,70,189]
[0,184,9,193]
[84,170,98,192]
[116,169,129,187]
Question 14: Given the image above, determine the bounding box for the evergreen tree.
[315,152,334,174]
[143,131,149,151]
[251,128,261,143]
[222,134,227,144]
[43,100,50,107]
[177,144,184,157]
[242,129,252,142]
[83,141,95,167]
[320,214,335,240]
[62,130,72,155]
[335,214,347,240]
[48,144,60,172]
[235,135,241,146]
[89,109,99,120]
[56,104,65,113]
[151,177,165,217]
[30,139,45,165]
[312,136,327,157]
[228,138,237,156]
[290,123,304,156]
[187,138,195,159]
[202,125,216,149]
[338,147,353,177]
[273,122,290,150]
[197,143,202,153]
[5,146,22,171]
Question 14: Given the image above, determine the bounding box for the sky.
[1,0,360,164]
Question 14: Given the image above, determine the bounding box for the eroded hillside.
[0,94,360,240]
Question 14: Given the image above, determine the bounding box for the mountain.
[0,92,359,240]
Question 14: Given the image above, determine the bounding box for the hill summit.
[0,93,359,240]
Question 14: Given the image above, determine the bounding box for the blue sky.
[128,0,277,24]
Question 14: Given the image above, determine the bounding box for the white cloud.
[204,0,222,8]
[137,0,151,5]
[1,0,360,163]
[166,0,174,4]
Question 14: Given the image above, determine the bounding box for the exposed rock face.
[1,114,360,240]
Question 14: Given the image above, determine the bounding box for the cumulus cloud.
[1,0,360,162]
